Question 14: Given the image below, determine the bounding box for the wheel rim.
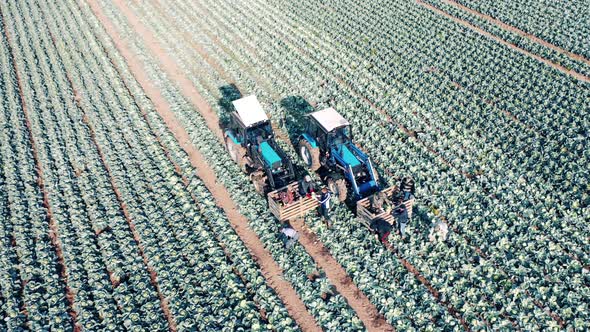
[300,146,311,166]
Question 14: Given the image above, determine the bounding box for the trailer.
[268,182,319,222]
[356,186,415,228]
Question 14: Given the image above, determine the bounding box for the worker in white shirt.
[429,218,449,243]
[281,225,300,249]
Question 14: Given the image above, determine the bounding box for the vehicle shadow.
[280,95,316,147]
[280,96,318,179]
[218,83,242,124]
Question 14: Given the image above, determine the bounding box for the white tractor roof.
[232,95,269,127]
[310,107,350,132]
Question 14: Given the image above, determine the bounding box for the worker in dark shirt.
[400,176,415,201]
[299,175,316,198]
[392,204,409,239]
[370,217,393,244]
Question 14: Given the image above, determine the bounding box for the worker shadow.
[410,204,440,240]
[218,83,242,123]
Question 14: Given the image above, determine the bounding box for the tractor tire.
[327,178,348,203]
[251,172,268,195]
[335,178,348,202]
[226,136,247,172]
[373,169,380,185]
[299,139,321,171]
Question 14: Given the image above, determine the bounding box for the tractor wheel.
[373,169,380,184]
[335,178,348,202]
[251,172,268,195]
[299,139,321,171]
[327,178,348,203]
[226,136,247,172]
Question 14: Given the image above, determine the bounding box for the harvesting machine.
[297,107,414,224]
[222,95,318,221]
[223,95,295,193]
[297,107,380,201]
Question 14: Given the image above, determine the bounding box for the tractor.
[223,95,295,194]
[297,107,381,202]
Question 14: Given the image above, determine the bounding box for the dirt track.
[416,0,590,83]
[291,219,394,331]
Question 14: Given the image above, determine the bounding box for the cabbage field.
[0,0,588,331]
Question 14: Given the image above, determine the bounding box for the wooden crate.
[268,182,319,222]
[356,186,414,225]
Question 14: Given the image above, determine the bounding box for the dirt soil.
[291,219,395,331]
[86,1,322,330]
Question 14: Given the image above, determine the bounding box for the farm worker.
[400,176,415,201]
[320,284,338,303]
[279,187,294,205]
[370,217,393,244]
[281,225,300,250]
[428,218,449,243]
[317,187,332,228]
[370,191,390,213]
[392,204,409,239]
[299,175,316,198]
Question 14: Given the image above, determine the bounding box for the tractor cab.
[298,108,380,201]
[223,95,295,192]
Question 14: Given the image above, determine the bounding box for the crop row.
[0,0,308,330]
[0,14,71,330]
[113,0,580,328]
[91,0,370,330]
[455,0,590,59]
[421,0,590,78]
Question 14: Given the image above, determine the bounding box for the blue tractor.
[223,95,295,194]
[297,107,381,202]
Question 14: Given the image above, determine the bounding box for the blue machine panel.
[358,180,378,195]
[226,130,241,144]
[340,145,361,168]
[301,133,317,148]
[260,141,282,168]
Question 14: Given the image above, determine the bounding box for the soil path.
[441,0,590,66]
[291,219,394,331]
[85,1,321,330]
[416,0,590,83]
[0,7,79,331]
